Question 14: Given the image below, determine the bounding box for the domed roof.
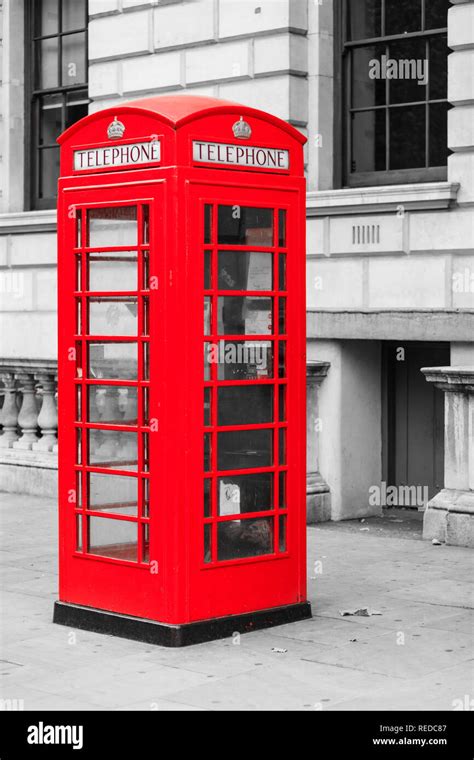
[58,94,306,144]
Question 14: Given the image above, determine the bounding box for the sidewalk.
[0,493,473,711]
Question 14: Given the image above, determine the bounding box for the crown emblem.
[107,116,125,140]
[232,116,252,140]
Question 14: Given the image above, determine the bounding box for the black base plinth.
[53,600,312,647]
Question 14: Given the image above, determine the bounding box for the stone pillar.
[32,373,58,452]
[307,361,331,523]
[421,367,474,547]
[12,373,40,450]
[0,372,20,448]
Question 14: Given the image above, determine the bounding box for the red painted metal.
[57,95,307,625]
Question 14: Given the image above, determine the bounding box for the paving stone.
[1,492,473,710]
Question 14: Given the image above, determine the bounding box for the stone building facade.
[0,0,473,544]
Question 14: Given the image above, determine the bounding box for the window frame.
[25,0,89,210]
[337,0,450,188]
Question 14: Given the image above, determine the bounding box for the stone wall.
[88,0,309,134]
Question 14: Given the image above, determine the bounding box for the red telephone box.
[54,95,310,646]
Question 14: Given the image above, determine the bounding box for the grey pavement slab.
[1,493,473,710]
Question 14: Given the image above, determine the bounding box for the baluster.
[12,373,40,450]
[0,372,20,448]
[33,373,58,451]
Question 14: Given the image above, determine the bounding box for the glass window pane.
[204,387,212,426]
[62,0,86,32]
[279,428,286,465]
[88,430,138,471]
[204,524,212,563]
[76,255,81,290]
[88,472,138,516]
[87,252,138,292]
[204,342,211,381]
[278,341,286,378]
[218,296,272,335]
[143,479,150,518]
[279,515,287,552]
[429,102,449,166]
[388,39,428,105]
[351,110,386,173]
[352,44,386,108]
[142,433,150,472]
[142,205,150,245]
[76,298,82,334]
[142,386,149,426]
[218,385,273,426]
[429,34,448,100]
[389,105,426,169]
[40,94,62,146]
[76,514,83,551]
[279,255,286,291]
[204,250,212,289]
[143,342,150,381]
[279,298,286,334]
[218,206,273,246]
[212,340,273,380]
[88,342,138,380]
[217,518,273,560]
[142,523,150,564]
[37,0,59,35]
[142,251,150,290]
[88,516,137,561]
[76,210,82,249]
[76,428,82,463]
[88,385,138,425]
[62,31,86,85]
[204,433,212,472]
[88,297,138,336]
[204,204,212,244]
[39,147,60,199]
[385,0,421,35]
[76,384,82,421]
[36,37,58,89]
[217,429,273,471]
[425,0,450,30]
[218,251,273,291]
[204,296,212,334]
[279,471,286,508]
[87,207,137,247]
[204,478,211,517]
[217,473,273,516]
[279,385,286,422]
[347,0,381,40]
[278,210,286,247]
[65,99,88,131]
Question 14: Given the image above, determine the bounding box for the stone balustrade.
[0,360,58,496]
[0,360,58,452]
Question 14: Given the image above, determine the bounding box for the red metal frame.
[57,96,307,626]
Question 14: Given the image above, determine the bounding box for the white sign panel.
[74,140,161,171]
[193,141,289,171]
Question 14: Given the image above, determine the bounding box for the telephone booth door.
[184,180,307,622]
[57,181,168,621]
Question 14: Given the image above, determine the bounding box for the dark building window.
[341,0,451,187]
[26,0,89,209]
